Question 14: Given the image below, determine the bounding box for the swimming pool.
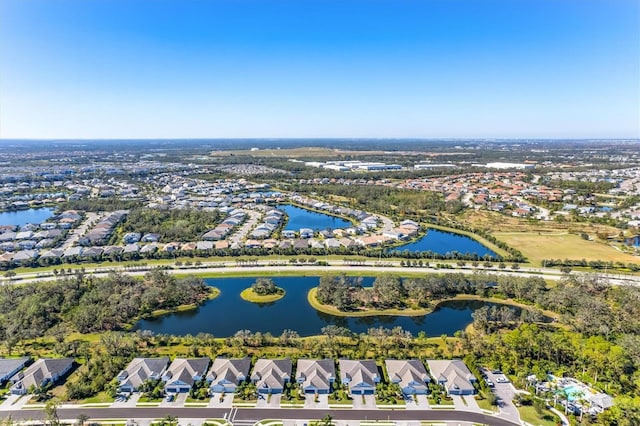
[560,385,584,401]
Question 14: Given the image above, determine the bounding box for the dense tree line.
[314,273,546,311]
[116,207,222,242]
[0,270,210,347]
[542,258,640,272]
[289,184,447,217]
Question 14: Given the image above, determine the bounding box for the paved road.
[61,212,102,250]
[229,210,262,245]
[0,406,520,426]
[9,260,640,288]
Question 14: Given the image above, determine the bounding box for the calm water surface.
[0,208,55,227]
[392,229,496,257]
[134,276,515,337]
[279,204,351,232]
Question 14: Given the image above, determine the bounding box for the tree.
[45,399,61,426]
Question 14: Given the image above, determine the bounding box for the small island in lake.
[240,277,286,303]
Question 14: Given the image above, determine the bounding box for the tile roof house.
[426,359,476,395]
[251,358,292,394]
[117,357,170,393]
[296,359,335,394]
[162,357,210,393]
[10,358,74,395]
[384,359,430,395]
[338,359,380,395]
[207,357,251,394]
[0,357,30,384]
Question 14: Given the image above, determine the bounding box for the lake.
[279,204,351,232]
[0,208,56,227]
[391,229,496,257]
[134,276,516,337]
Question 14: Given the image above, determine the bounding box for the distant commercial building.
[485,162,535,170]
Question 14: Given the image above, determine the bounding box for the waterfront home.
[162,357,210,393]
[10,358,74,395]
[426,359,476,395]
[0,357,30,384]
[338,359,380,395]
[385,359,430,395]
[207,357,251,394]
[296,359,335,394]
[251,358,292,394]
[117,357,170,393]
[281,230,296,239]
[300,228,314,239]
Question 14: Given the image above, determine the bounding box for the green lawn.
[517,405,561,426]
[81,391,114,404]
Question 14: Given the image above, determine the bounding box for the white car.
[496,376,509,383]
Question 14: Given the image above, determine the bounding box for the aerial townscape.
[1,1,639,426]
[0,139,638,426]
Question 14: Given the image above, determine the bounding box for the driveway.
[207,392,233,408]
[404,394,430,410]
[0,394,23,410]
[110,392,141,408]
[351,394,376,409]
[304,393,329,409]
[158,392,187,407]
[482,368,521,424]
[255,393,281,408]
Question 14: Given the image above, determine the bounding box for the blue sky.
[1,0,638,139]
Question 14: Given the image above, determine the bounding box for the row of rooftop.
[0,356,477,398]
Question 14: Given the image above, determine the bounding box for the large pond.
[279,204,351,232]
[391,229,496,258]
[134,276,518,337]
[0,208,56,227]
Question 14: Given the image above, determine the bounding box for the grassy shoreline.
[307,288,551,319]
[240,287,285,303]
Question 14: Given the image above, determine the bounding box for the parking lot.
[481,368,521,424]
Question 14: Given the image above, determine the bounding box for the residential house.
[0,357,30,384]
[296,359,335,394]
[10,358,74,395]
[122,233,141,244]
[207,357,251,394]
[117,357,170,393]
[338,359,380,395]
[384,359,430,395]
[426,359,476,395]
[251,358,292,394]
[162,357,210,393]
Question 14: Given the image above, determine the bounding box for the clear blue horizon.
[1,0,638,139]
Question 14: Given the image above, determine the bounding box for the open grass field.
[461,210,621,235]
[495,232,639,266]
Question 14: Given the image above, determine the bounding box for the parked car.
[496,376,509,383]
[486,380,495,387]
[164,394,174,402]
